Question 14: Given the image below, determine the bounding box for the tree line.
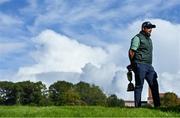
[0,80,124,107]
[0,80,179,107]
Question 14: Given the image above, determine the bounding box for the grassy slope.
[0,106,179,117]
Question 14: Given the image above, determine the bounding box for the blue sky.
[0,0,180,100]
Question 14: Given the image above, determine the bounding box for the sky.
[0,0,180,100]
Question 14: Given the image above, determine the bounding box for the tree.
[75,81,107,106]
[106,94,125,107]
[31,81,48,106]
[49,81,75,105]
[16,81,47,105]
[161,92,178,107]
[63,88,81,105]
[0,81,16,105]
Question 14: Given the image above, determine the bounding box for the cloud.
[0,12,25,38]
[24,0,114,34]
[0,42,26,55]
[26,0,180,28]
[20,0,41,18]
[159,72,180,97]
[17,29,109,75]
[121,0,180,17]
[151,19,180,73]
[0,12,22,27]
[0,0,10,4]
[80,63,118,90]
[18,0,180,48]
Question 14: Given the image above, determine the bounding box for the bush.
[106,94,125,107]
[161,92,179,107]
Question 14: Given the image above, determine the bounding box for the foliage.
[0,80,180,108]
[0,81,47,106]
[16,81,47,105]
[49,81,75,105]
[0,81,16,105]
[106,94,125,107]
[0,80,109,106]
[49,81,107,106]
[160,92,179,107]
[75,81,107,106]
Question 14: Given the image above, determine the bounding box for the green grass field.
[0,106,179,117]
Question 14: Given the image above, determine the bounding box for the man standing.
[128,21,160,107]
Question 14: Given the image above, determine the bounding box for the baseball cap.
[142,21,156,28]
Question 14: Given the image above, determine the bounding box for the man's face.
[143,27,152,34]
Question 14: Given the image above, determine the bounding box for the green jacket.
[132,31,153,65]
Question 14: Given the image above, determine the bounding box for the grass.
[0,106,179,117]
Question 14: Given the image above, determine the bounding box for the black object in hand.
[127,66,135,92]
[127,81,134,91]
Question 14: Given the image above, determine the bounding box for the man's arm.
[129,49,135,64]
[128,36,140,66]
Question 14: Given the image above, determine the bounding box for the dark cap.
[142,21,156,28]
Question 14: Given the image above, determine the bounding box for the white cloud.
[157,0,180,10]
[0,0,10,4]
[121,0,180,16]
[0,12,24,36]
[45,1,180,23]
[0,12,22,27]
[21,0,180,41]
[80,63,118,90]
[151,19,180,73]
[20,0,39,15]
[159,72,180,96]
[17,29,109,75]
[0,42,26,55]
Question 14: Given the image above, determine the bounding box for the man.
[128,21,160,107]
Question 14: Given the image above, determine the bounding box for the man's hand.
[128,49,135,63]
[127,65,133,71]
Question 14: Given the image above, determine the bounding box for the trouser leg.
[146,67,160,107]
[134,63,146,107]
